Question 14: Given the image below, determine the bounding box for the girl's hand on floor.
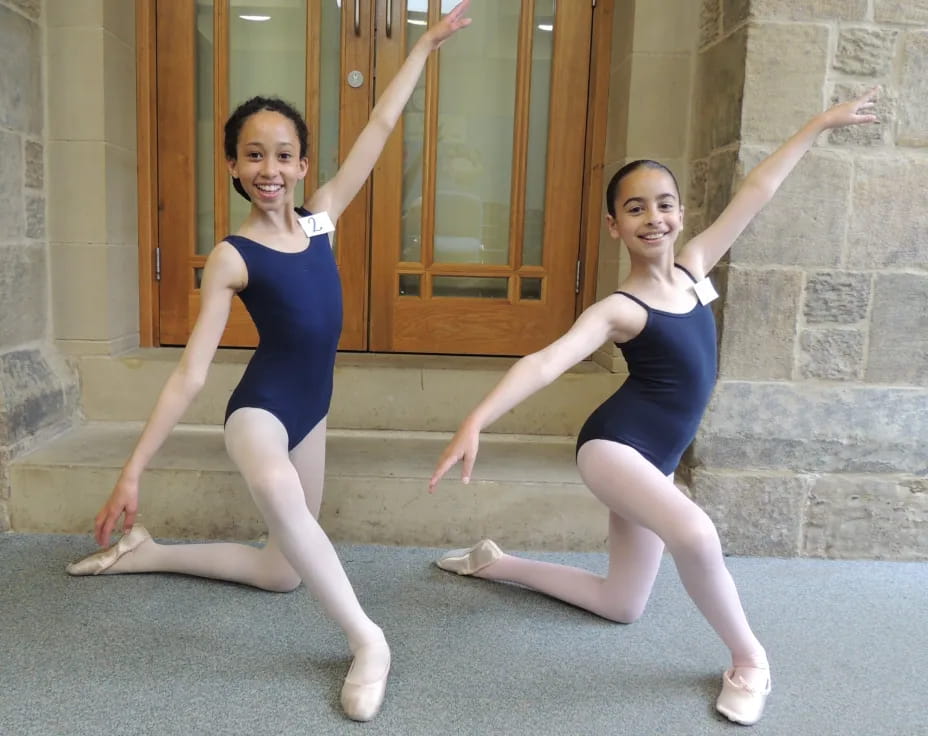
[429,422,480,492]
[94,477,140,547]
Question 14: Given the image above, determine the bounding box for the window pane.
[433,1,520,265]
[522,0,555,266]
[401,2,430,263]
[228,4,308,230]
[195,1,214,255]
[399,273,421,296]
[520,277,542,300]
[432,276,509,299]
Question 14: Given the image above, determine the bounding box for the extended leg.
[462,511,665,623]
[224,408,389,721]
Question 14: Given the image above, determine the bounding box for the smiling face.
[607,166,684,255]
[227,109,308,208]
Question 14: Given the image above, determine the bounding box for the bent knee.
[669,515,722,562]
[260,567,302,593]
[601,600,648,624]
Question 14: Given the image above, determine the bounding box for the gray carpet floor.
[1,533,926,736]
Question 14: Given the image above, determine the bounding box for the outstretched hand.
[424,0,472,50]
[428,422,480,492]
[93,476,139,547]
[819,87,879,130]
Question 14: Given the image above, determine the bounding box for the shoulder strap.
[614,290,649,310]
[674,263,698,283]
[295,206,311,217]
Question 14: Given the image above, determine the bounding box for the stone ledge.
[690,381,928,474]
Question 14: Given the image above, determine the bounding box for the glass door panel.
[370,0,593,354]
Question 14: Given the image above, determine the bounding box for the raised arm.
[429,296,636,490]
[306,0,471,221]
[93,243,243,546]
[678,87,878,277]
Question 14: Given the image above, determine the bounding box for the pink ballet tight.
[475,440,767,673]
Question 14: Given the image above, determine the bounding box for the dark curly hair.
[224,96,309,202]
[605,160,680,218]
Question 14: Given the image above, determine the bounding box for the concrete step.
[10,422,608,550]
[78,350,620,435]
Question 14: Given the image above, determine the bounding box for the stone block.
[833,28,898,76]
[733,148,849,267]
[632,0,698,54]
[627,55,691,159]
[742,24,828,143]
[693,27,746,158]
[6,0,40,21]
[803,271,870,325]
[804,475,928,560]
[898,31,928,147]
[47,27,105,142]
[722,0,750,31]
[699,0,721,49]
[718,268,801,380]
[706,148,739,223]
[25,195,45,240]
[0,349,69,447]
[103,0,134,46]
[0,4,42,135]
[688,469,811,556]
[24,140,43,188]
[691,381,928,474]
[103,31,137,151]
[0,244,47,345]
[798,328,865,380]
[105,144,139,244]
[847,157,928,269]
[687,158,708,212]
[866,273,928,385]
[874,0,928,24]
[605,61,631,162]
[751,0,867,20]
[0,130,25,240]
[828,83,894,147]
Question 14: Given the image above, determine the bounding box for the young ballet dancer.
[429,88,879,726]
[65,1,471,722]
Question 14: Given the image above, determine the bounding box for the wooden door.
[154,0,370,349]
[149,0,596,356]
[369,0,593,354]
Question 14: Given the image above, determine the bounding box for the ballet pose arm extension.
[306,0,471,222]
[93,244,244,546]
[429,297,640,490]
[678,87,879,278]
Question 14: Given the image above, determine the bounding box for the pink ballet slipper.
[340,640,391,722]
[65,525,152,576]
[436,539,503,576]
[716,666,771,726]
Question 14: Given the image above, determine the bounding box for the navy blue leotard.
[224,208,342,450]
[576,264,717,474]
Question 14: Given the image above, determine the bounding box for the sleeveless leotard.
[224,207,342,450]
[576,264,717,474]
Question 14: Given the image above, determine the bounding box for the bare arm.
[93,243,243,546]
[306,0,471,221]
[678,88,879,278]
[429,296,636,490]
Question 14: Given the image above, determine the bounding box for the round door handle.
[347,70,364,88]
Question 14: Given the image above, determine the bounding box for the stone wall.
[686,0,928,559]
[0,0,80,530]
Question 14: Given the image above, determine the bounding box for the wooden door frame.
[135,0,613,349]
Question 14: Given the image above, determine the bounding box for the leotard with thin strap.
[576,263,717,474]
[224,207,342,450]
